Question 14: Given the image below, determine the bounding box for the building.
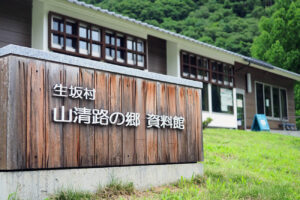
[1,0,299,130]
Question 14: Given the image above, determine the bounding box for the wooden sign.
[0,55,203,170]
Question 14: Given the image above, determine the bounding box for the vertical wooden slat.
[94,71,109,166]
[146,81,158,164]
[135,79,147,164]
[122,77,136,165]
[7,57,27,169]
[177,86,187,163]
[186,88,196,162]
[157,82,168,163]
[0,57,8,170]
[109,74,123,165]
[26,60,46,169]
[195,89,203,161]
[167,84,178,163]
[45,62,64,168]
[193,89,200,161]
[63,65,80,167]
[79,68,95,167]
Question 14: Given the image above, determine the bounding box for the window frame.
[48,12,147,70]
[255,81,288,121]
[180,50,235,88]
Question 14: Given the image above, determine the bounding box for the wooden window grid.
[48,12,147,70]
[180,50,235,88]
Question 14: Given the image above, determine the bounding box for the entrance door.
[236,92,245,129]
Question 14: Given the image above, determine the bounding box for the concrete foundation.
[0,163,203,200]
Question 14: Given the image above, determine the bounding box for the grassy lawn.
[47,129,300,200]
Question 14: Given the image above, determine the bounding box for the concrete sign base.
[0,163,203,199]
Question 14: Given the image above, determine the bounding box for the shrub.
[203,117,213,129]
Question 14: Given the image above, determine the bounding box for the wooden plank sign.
[0,55,203,170]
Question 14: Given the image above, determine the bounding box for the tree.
[251,0,300,128]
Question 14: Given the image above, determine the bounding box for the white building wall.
[166,41,180,77]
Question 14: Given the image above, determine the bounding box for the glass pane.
[52,17,63,32]
[256,83,264,114]
[218,63,223,73]
[190,56,196,66]
[204,71,209,81]
[92,29,100,41]
[218,73,223,83]
[127,52,136,65]
[212,85,221,112]
[117,37,125,47]
[117,50,125,63]
[79,40,89,55]
[212,85,233,114]
[237,93,245,128]
[79,26,87,38]
[52,34,64,49]
[137,55,144,67]
[111,36,115,45]
[212,62,218,71]
[183,65,189,77]
[273,88,280,118]
[264,85,272,117]
[228,66,233,75]
[92,44,101,57]
[66,22,76,35]
[105,48,115,60]
[105,34,110,44]
[204,59,208,69]
[132,41,136,51]
[202,83,209,111]
[183,54,189,64]
[137,41,144,52]
[223,64,229,75]
[212,72,217,82]
[190,67,196,78]
[127,39,133,50]
[197,57,202,67]
[280,89,287,119]
[66,37,76,52]
[197,69,203,80]
[224,75,229,85]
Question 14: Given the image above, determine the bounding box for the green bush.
[203,117,213,129]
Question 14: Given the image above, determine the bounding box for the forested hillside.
[80,0,274,56]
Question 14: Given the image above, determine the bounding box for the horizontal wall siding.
[0,0,32,48]
[0,55,203,170]
[235,62,296,129]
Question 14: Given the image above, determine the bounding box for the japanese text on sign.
[52,84,185,130]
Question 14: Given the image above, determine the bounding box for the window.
[202,83,209,111]
[49,12,146,69]
[255,82,288,120]
[212,85,233,114]
[181,51,234,88]
[181,52,210,82]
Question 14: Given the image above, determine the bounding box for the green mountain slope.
[80,0,274,56]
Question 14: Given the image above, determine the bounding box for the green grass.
[46,129,300,200]
[158,129,300,200]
